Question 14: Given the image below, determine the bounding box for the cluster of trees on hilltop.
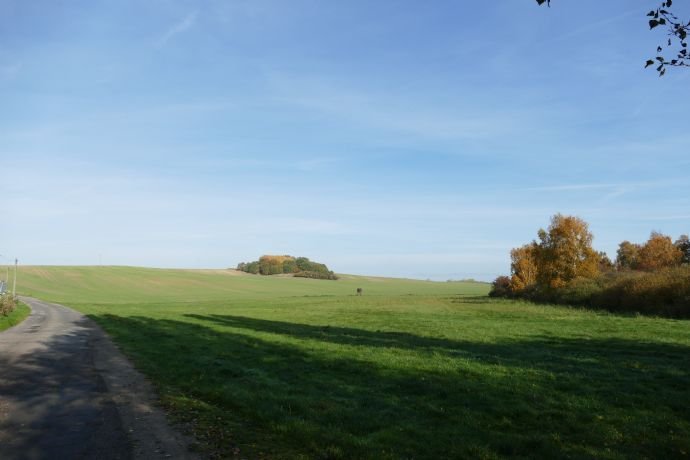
[236,255,338,280]
[490,214,690,317]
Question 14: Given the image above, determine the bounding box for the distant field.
[17,266,690,459]
[18,265,483,303]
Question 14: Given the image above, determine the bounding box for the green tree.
[675,234,690,264]
[282,259,298,274]
[616,241,641,270]
[598,251,615,272]
[245,261,260,274]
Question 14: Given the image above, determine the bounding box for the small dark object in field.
[356,288,362,296]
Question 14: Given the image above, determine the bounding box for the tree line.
[237,255,338,280]
[490,214,690,317]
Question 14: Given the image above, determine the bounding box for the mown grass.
[17,266,690,459]
[0,301,30,332]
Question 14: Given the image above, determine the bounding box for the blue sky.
[2,0,688,280]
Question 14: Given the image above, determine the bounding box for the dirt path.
[0,297,198,460]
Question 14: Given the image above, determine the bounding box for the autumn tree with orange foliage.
[534,214,600,289]
[489,215,690,317]
[637,232,683,271]
[510,243,539,293]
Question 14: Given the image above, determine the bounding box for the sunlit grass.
[0,301,30,332]
[18,266,690,459]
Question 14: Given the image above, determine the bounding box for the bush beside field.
[491,213,690,318]
[493,266,690,318]
[0,294,16,316]
[0,298,29,332]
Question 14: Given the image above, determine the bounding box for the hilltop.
[236,255,338,280]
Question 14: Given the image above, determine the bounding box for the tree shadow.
[450,295,500,304]
[184,313,688,378]
[0,316,130,460]
[90,313,690,459]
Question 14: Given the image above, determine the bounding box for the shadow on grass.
[450,295,499,304]
[91,313,690,459]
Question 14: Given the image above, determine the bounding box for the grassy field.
[0,301,30,332]
[17,266,690,459]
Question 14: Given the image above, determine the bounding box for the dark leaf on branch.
[650,19,660,29]
[645,59,655,68]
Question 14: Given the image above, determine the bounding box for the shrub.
[514,267,690,318]
[244,261,260,274]
[552,276,607,307]
[0,295,16,316]
[593,266,690,317]
[489,276,512,298]
[294,270,339,280]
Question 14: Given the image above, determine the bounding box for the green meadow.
[17,266,690,459]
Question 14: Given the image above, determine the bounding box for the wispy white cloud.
[638,214,690,222]
[267,73,530,141]
[552,7,640,43]
[155,11,198,47]
[521,179,686,194]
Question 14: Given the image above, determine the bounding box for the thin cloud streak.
[267,73,530,141]
[521,179,687,193]
[155,11,198,47]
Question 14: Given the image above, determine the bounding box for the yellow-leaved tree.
[637,232,683,271]
[510,243,539,293]
[534,214,599,289]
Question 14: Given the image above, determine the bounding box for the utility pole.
[12,258,17,298]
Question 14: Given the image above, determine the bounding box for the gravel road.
[0,297,198,460]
